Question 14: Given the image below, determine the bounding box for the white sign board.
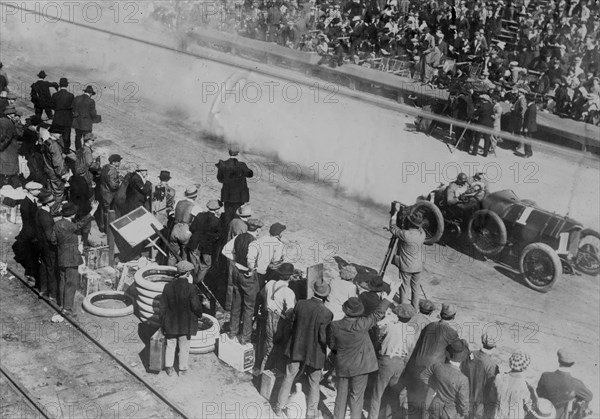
[110,206,163,248]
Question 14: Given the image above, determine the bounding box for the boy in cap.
[53,200,99,316]
[50,77,74,152]
[72,85,99,150]
[537,348,593,418]
[30,71,58,119]
[187,199,223,282]
[152,170,176,227]
[99,154,122,232]
[159,260,204,376]
[215,145,254,225]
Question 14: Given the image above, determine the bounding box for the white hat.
[25,181,43,191]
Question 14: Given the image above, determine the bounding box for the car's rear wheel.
[468,210,507,256]
[520,243,562,293]
[574,229,600,276]
[412,200,444,245]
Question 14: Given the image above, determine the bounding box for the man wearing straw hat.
[169,185,202,264]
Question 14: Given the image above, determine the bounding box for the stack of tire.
[133,266,220,354]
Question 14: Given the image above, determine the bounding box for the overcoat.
[159,276,204,336]
[216,158,253,203]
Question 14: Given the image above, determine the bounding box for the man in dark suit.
[187,199,223,282]
[13,182,42,282]
[99,154,122,232]
[50,77,74,152]
[470,94,495,157]
[275,278,333,419]
[54,201,98,317]
[420,339,471,419]
[215,145,254,225]
[125,167,152,214]
[159,260,204,376]
[35,191,58,301]
[328,294,394,419]
[40,129,68,215]
[537,348,593,418]
[31,70,58,119]
[461,332,499,419]
[72,85,99,150]
[404,303,461,419]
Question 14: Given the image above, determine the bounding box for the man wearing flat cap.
[152,170,176,228]
[411,299,435,334]
[187,199,224,282]
[537,348,593,418]
[31,70,58,119]
[50,77,74,152]
[99,154,122,232]
[215,145,254,225]
[72,85,99,150]
[54,200,99,317]
[246,222,286,289]
[159,260,204,376]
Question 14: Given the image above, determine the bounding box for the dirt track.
[1,7,599,417]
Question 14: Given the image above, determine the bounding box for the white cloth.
[221,237,249,271]
[265,280,296,316]
[246,235,284,274]
[325,278,358,321]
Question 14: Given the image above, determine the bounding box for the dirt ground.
[1,6,599,418]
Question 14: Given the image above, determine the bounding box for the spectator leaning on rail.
[159,260,204,377]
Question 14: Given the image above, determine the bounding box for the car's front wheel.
[412,200,444,245]
[574,229,600,276]
[519,242,562,293]
[468,210,507,256]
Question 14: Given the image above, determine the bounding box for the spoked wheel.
[519,243,562,293]
[412,200,444,245]
[468,210,507,256]
[574,229,600,276]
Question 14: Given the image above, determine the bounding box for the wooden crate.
[84,246,110,270]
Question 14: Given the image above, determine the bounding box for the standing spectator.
[325,264,359,321]
[246,222,286,289]
[461,332,500,419]
[404,303,460,419]
[368,304,418,419]
[328,294,394,419]
[215,145,254,225]
[519,92,537,157]
[40,129,68,215]
[275,278,333,419]
[125,166,152,213]
[222,203,252,310]
[50,78,74,152]
[74,133,100,190]
[0,62,7,92]
[471,94,495,156]
[187,199,224,282]
[420,339,471,419]
[159,260,204,376]
[151,170,176,227]
[99,154,122,232]
[510,88,528,148]
[169,186,202,264]
[54,201,98,317]
[223,218,263,344]
[389,204,426,309]
[537,348,594,418]
[490,351,535,419]
[13,182,42,282]
[35,191,58,301]
[0,106,21,188]
[411,299,435,334]
[72,85,99,150]
[30,71,58,119]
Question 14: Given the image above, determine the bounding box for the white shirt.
[222,235,256,272]
[246,235,284,275]
[325,278,358,321]
[265,280,296,316]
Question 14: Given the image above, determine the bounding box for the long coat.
[284,297,333,369]
[72,94,98,131]
[17,197,38,241]
[125,172,152,213]
[35,208,56,250]
[216,158,253,203]
[406,320,460,378]
[0,117,19,176]
[475,101,496,127]
[159,276,204,336]
[54,215,93,268]
[31,80,58,108]
[187,211,222,254]
[327,299,391,377]
[100,164,120,205]
[51,89,74,127]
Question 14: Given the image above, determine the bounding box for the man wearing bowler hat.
[389,202,426,309]
[152,170,176,227]
[215,145,254,225]
[537,348,593,418]
[72,85,99,150]
[50,77,74,152]
[420,339,470,419]
[187,199,224,282]
[31,70,58,119]
[275,277,333,418]
[53,200,99,317]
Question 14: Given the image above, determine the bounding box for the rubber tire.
[575,228,600,276]
[138,310,161,323]
[189,344,216,354]
[190,314,220,351]
[412,200,444,244]
[137,299,160,314]
[519,242,562,293]
[468,210,507,256]
[137,306,158,318]
[134,284,162,299]
[137,294,160,307]
[82,291,135,317]
[134,266,178,292]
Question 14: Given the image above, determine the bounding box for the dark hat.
[419,299,436,314]
[445,339,470,362]
[60,202,78,217]
[440,303,457,318]
[158,170,171,181]
[206,199,222,211]
[276,262,295,278]
[342,297,365,317]
[356,275,390,293]
[407,211,423,228]
[38,191,55,205]
[557,348,575,364]
[83,85,96,95]
[37,70,47,78]
[269,222,286,236]
[28,115,43,126]
[359,292,381,315]
[83,132,96,142]
[59,77,69,87]
[393,303,417,320]
[313,277,331,298]
[108,154,122,163]
[247,218,264,231]
[176,260,194,273]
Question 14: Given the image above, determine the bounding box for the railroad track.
[0,269,189,419]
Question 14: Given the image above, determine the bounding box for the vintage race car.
[398,186,600,292]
